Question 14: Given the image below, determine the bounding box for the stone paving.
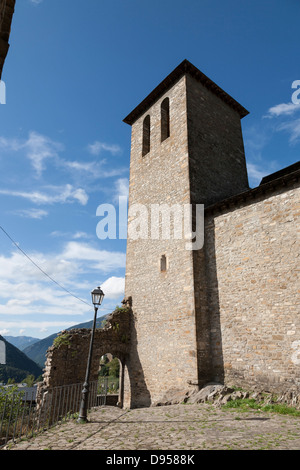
[3,403,300,451]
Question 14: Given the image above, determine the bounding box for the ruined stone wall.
[40,307,131,407]
[203,178,300,394]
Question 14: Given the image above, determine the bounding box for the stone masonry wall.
[186,73,249,207]
[203,180,300,394]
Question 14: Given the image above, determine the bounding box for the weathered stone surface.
[186,383,300,409]
[187,383,233,404]
[204,179,300,395]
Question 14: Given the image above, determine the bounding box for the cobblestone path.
[3,404,300,451]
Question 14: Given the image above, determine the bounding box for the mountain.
[23,314,108,368]
[4,335,40,351]
[0,335,43,383]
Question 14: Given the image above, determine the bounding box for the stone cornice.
[205,162,300,216]
[123,59,249,125]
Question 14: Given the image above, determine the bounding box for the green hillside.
[23,314,108,367]
[0,336,43,383]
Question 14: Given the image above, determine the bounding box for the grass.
[222,398,300,416]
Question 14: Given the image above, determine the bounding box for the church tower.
[123,60,249,407]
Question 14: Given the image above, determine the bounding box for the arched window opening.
[160,254,167,272]
[142,115,151,156]
[161,97,170,142]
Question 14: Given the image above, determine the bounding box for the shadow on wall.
[127,319,152,408]
[194,217,225,386]
[205,218,224,384]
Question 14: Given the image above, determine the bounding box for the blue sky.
[0,0,299,338]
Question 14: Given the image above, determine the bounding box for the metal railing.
[0,378,108,448]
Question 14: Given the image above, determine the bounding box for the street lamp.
[77,286,105,423]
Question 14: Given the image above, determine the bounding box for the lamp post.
[77,286,105,423]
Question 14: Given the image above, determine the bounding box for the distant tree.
[23,374,35,387]
[108,358,120,378]
[99,362,109,376]
[0,385,21,423]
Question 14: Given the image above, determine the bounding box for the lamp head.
[91,286,105,307]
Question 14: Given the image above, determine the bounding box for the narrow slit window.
[142,115,150,156]
[160,254,167,272]
[161,97,170,142]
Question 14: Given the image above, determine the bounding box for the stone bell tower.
[122,60,249,408]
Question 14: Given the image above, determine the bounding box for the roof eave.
[123,59,249,126]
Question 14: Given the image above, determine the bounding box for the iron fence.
[0,378,108,448]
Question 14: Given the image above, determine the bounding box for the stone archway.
[39,299,132,409]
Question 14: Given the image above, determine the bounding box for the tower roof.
[123,59,249,125]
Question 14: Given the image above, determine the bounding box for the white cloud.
[0,136,20,151]
[88,141,122,156]
[0,251,75,286]
[114,178,129,202]
[0,242,125,288]
[0,131,63,177]
[50,230,92,240]
[0,240,126,335]
[246,162,269,184]
[25,131,63,177]
[0,328,10,336]
[14,208,49,219]
[101,276,125,300]
[0,321,76,337]
[245,159,281,187]
[62,241,126,272]
[265,102,300,118]
[62,160,95,172]
[0,184,89,206]
[277,118,300,144]
[101,168,128,178]
[61,158,128,182]
[70,187,89,205]
[73,231,91,239]
[262,102,300,143]
[0,277,87,318]
[244,126,270,158]
[0,132,126,188]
